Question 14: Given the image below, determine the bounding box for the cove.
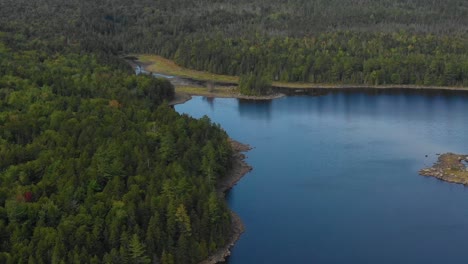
[176,90,468,264]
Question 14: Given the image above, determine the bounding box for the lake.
[176,90,468,264]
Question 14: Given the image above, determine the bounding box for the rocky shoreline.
[419,153,468,185]
[199,140,252,264]
[131,54,255,263]
[222,91,284,100]
[168,92,192,106]
[180,88,285,101]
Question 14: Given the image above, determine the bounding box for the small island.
[420,153,468,185]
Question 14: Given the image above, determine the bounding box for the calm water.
[176,90,468,264]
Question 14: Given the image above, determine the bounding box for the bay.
[176,90,468,264]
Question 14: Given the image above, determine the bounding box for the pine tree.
[129,234,151,264]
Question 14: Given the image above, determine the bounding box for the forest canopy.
[0,30,233,264]
[1,0,467,88]
[0,0,467,262]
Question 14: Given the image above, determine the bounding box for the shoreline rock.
[168,92,192,106]
[186,91,286,101]
[217,139,253,194]
[419,153,468,185]
[199,139,252,264]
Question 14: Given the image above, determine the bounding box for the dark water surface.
[176,90,468,264]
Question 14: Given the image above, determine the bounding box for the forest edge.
[124,55,255,262]
[164,77,254,263]
[199,140,252,264]
[200,139,252,264]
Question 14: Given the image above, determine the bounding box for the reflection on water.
[237,99,272,121]
[177,89,468,264]
[235,89,468,126]
[202,96,215,110]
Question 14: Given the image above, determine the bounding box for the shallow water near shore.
[176,90,468,264]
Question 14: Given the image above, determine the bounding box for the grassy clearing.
[137,55,238,83]
[176,85,239,97]
[135,54,467,91]
[136,54,313,88]
[442,154,468,178]
[136,54,322,88]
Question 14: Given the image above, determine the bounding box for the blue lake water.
[176,90,468,264]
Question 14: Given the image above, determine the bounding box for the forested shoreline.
[0,20,236,264]
[0,0,467,262]
[173,33,468,87]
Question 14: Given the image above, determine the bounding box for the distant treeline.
[1,0,467,88]
[173,33,468,86]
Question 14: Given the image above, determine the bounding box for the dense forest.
[0,0,467,263]
[0,30,234,264]
[174,33,468,86]
[2,0,467,89]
